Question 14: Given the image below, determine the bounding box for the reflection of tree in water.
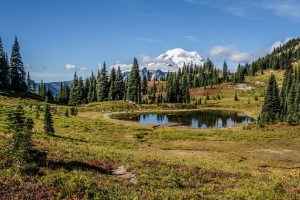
[118,111,253,128]
[156,114,167,123]
[157,111,253,128]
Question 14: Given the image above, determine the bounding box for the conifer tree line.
[259,64,300,125]
[53,57,233,105]
[237,38,300,77]
[0,36,30,92]
[250,38,300,125]
[5,36,300,109]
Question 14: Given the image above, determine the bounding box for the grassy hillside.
[1,71,300,199]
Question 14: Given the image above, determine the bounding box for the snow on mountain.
[156,48,205,68]
[118,48,205,80]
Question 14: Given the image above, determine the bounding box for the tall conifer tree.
[69,72,79,105]
[0,37,10,90]
[261,74,280,122]
[108,67,117,100]
[96,62,109,102]
[115,66,124,100]
[10,37,26,91]
[126,58,141,102]
[43,101,54,135]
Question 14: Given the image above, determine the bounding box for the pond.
[112,110,254,129]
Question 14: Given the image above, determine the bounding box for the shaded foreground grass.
[1,76,300,199]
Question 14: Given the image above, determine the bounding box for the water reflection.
[116,110,253,129]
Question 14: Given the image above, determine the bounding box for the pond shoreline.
[102,108,257,130]
[103,108,257,119]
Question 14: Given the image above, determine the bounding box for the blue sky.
[0,0,299,82]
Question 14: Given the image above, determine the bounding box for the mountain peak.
[157,48,205,68]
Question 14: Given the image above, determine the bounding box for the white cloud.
[97,63,102,69]
[206,45,254,63]
[65,64,87,71]
[43,66,52,70]
[269,37,294,53]
[137,37,161,42]
[264,1,300,20]
[226,7,244,17]
[206,45,236,57]
[229,51,252,63]
[185,36,200,42]
[110,63,132,72]
[207,37,295,64]
[25,63,32,68]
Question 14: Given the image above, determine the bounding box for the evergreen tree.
[115,66,124,100]
[234,91,239,101]
[43,102,54,135]
[141,74,148,95]
[87,71,97,102]
[222,60,228,81]
[146,70,151,81]
[5,104,34,170]
[77,76,84,104]
[26,72,31,93]
[0,37,10,90]
[32,80,36,94]
[70,106,78,116]
[69,72,79,105]
[64,108,69,117]
[261,74,280,122]
[47,86,54,101]
[10,37,26,91]
[96,62,109,102]
[126,58,141,103]
[108,67,117,100]
[61,83,70,105]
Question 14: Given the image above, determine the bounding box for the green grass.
[1,73,300,199]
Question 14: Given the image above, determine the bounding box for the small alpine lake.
[111,110,254,129]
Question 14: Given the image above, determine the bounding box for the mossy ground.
[1,70,300,199]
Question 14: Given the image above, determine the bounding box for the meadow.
[0,69,300,199]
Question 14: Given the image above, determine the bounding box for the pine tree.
[47,86,54,101]
[10,37,26,91]
[5,104,34,170]
[147,70,151,81]
[43,102,54,135]
[108,67,117,100]
[32,80,36,94]
[69,72,79,105]
[96,62,109,102]
[87,71,97,102]
[0,37,10,90]
[126,58,141,102]
[141,74,148,95]
[115,66,124,100]
[234,91,239,101]
[64,108,69,117]
[26,72,31,93]
[261,74,280,122]
[222,60,228,81]
[70,106,78,116]
[77,76,84,104]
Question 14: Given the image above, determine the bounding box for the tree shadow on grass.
[25,149,111,175]
[51,134,87,143]
[47,160,111,174]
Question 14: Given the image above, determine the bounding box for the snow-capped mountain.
[122,48,205,80]
[156,48,205,68]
